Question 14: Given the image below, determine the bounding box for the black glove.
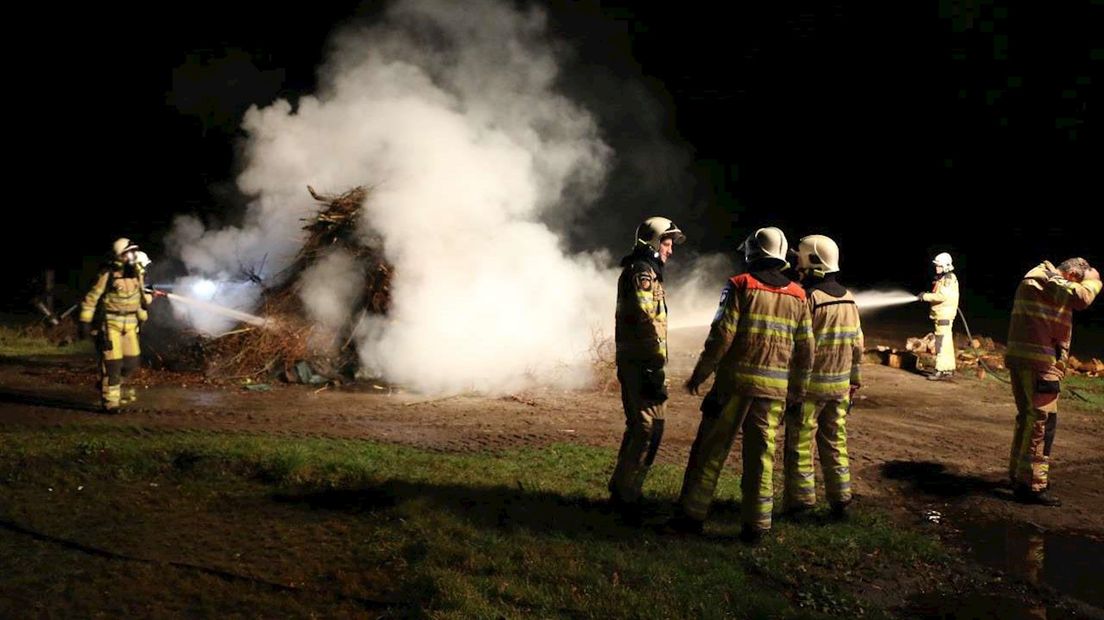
[642,366,669,403]
[78,322,90,340]
[699,388,722,418]
[785,401,803,418]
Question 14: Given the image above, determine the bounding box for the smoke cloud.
[664,253,737,329]
[300,250,366,330]
[167,0,640,393]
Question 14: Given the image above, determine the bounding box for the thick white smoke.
[664,254,737,329]
[300,250,366,330]
[168,0,628,393]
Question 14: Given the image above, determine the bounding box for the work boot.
[607,493,644,526]
[739,525,767,546]
[121,387,138,405]
[101,401,120,414]
[781,504,814,523]
[1014,486,1061,507]
[829,501,851,521]
[616,504,644,526]
[658,515,704,536]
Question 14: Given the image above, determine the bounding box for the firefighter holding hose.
[919,252,959,380]
[78,238,151,412]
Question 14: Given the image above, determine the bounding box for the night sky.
[10,1,1102,333]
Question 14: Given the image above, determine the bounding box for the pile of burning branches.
[196,186,393,382]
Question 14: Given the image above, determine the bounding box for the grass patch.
[0,426,945,618]
[1065,374,1104,411]
[0,325,91,357]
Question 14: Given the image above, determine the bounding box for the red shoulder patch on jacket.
[730,273,806,301]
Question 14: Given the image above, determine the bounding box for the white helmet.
[112,238,139,256]
[932,252,954,274]
[739,227,789,266]
[134,251,152,270]
[635,216,686,252]
[796,234,840,274]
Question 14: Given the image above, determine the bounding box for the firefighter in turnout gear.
[781,235,863,519]
[79,238,150,411]
[608,217,686,520]
[1006,258,1100,506]
[669,227,813,543]
[919,252,959,380]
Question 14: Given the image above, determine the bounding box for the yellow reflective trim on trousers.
[823,399,852,503]
[1010,368,1045,489]
[679,395,751,520]
[784,401,817,508]
[741,400,783,530]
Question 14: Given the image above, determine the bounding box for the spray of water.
[162,292,271,328]
[852,289,920,312]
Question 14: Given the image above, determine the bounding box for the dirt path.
[2,326,1102,539]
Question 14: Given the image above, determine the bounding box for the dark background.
[9,1,1102,339]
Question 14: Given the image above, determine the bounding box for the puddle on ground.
[908,519,1104,619]
[959,520,1104,612]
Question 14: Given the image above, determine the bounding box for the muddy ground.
[2,323,1103,616]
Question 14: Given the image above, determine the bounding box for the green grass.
[1065,375,1104,411]
[0,325,92,357]
[0,427,945,618]
[974,363,1104,413]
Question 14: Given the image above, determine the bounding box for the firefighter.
[782,235,863,519]
[1006,258,1100,506]
[668,227,813,543]
[78,238,150,411]
[919,252,959,380]
[134,251,155,308]
[608,216,686,521]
